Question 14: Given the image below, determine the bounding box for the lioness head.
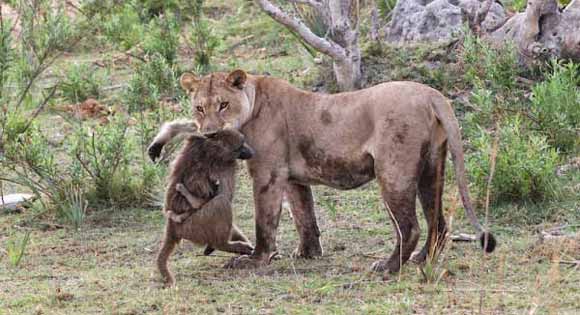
[180,70,254,134]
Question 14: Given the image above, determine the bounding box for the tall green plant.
[190,0,219,73]
[530,60,580,153]
[467,116,559,204]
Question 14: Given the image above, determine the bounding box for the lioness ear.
[227,69,247,89]
[180,72,200,93]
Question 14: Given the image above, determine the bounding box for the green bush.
[467,116,559,204]
[102,5,144,51]
[530,60,580,153]
[70,117,136,207]
[142,15,181,65]
[190,0,220,73]
[461,33,520,91]
[125,53,178,112]
[377,0,398,20]
[59,63,104,103]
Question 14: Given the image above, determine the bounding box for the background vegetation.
[0,0,578,314]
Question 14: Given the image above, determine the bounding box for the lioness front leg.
[286,183,323,259]
[148,120,197,161]
[227,171,285,269]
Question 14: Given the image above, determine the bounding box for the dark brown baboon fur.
[155,129,254,286]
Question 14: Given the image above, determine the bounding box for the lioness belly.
[290,147,375,190]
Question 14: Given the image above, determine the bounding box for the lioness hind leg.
[371,179,420,274]
[371,136,422,274]
[413,143,448,264]
[286,184,323,259]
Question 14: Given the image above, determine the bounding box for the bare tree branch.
[255,0,347,61]
[288,0,323,9]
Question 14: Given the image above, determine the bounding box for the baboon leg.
[214,241,254,255]
[157,226,180,287]
[286,184,323,258]
[230,224,252,244]
[204,226,252,256]
[413,144,448,264]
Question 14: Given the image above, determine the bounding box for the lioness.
[148,70,496,274]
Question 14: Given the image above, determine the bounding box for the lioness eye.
[196,106,204,113]
[219,101,229,111]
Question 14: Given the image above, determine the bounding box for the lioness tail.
[431,95,496,253]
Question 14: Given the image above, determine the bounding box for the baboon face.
[205,129,255,162]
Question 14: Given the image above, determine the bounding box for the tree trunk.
[255,0,362,91]
[326,0,362,90]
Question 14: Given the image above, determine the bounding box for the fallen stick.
[450,233,477,242]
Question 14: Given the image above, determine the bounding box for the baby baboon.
[152,128,255,286]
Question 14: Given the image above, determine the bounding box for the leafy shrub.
[125,53,178,112]
[102,5,144,51]
[467,116,559,204]
[530,60,580,153]
[142,15,181,65]
[70,114,163,208]
[1,123,84,218]
[190,0,220,73]
[70,117,132,207]
[59,63,104,103]
[377,0,398,20]
[461,33,520,91]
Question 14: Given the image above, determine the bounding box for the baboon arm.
[198,175,234,215]
[148,119,197,161]
[177,184,206,209]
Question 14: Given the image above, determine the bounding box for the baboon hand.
[175,183,186,195]
[147,142,163,162]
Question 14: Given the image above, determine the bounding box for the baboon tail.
[157,227,179,286]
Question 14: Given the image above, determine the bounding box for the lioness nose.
[202,121,221,134]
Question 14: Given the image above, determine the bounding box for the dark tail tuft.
[203,245,216,256]
[479,231,497,253]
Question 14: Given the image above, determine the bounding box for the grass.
[1,0,579,313]
[2,170,579,314]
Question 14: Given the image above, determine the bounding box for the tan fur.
[153,130,254,286]
[151,70,495,273]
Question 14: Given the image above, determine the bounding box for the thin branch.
[255,0,347,61]
[288,0,323,9]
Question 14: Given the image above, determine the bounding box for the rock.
[489,0,580,63]
[0,193,35,212]
[386,0,507,43]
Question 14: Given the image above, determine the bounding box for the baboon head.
[203,129,255,162]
